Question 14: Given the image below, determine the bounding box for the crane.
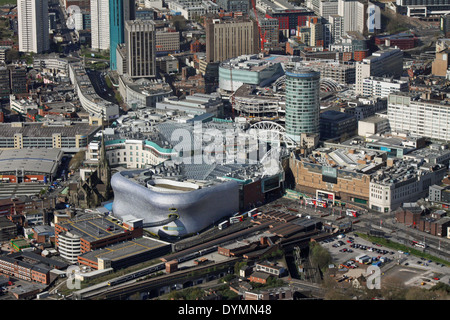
[250,0,267,52]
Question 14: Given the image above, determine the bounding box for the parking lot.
[319,232,450,288]
[320,233,396,266]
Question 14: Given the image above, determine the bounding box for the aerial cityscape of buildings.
[0,0,449,305]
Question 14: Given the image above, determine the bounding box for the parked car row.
[350,243,394,256]
[417,257,445,267]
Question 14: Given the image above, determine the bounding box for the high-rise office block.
[109,0,135,70]
[9,66,28,94]
[91,0,110,51]
[205,16,259,63]
[17,0,49,53]
[355,48,403,95]
[337,0,367,34]
[259,17,279,51]
[125,20,156,78]
[0,67,9,99]
[285,67,320,143]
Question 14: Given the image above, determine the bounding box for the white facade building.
[156,93,224,117]
[337,0,366,34]
[355,48,403,95]
[361,76,409,98]
[167,0,219,20]
[369,159,447,212]
[87,136,177,169]
[388,92,450,141]
[18,0,50,53]
[91,0,110,51]
[9,95,39,114]
[57,232,81,264]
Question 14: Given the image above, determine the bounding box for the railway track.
[77,258,239,300]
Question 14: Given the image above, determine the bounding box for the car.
[433,277,440,281]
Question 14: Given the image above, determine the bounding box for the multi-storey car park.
[0,121,101,152]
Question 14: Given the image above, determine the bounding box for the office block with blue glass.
[109,0,135,70]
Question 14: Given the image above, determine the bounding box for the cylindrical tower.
[285,67,320,144]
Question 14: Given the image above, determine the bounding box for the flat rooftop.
[57,214,130,243]
[79,237,170,263]
[0,122,100,138]
[0,148,63,174]
[221,54,282,72]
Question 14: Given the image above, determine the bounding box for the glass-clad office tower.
[285,67,320,143]
[109,0,135,70]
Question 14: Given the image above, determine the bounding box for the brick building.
[0,251,67,285]
[0,197,55,225]
[248,271,272,284]
[395,205,423,226]
[289,150,374,205]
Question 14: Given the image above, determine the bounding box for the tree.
[169,287,205,300]
[69,150,86,171]
[5,49,19,63]
[171,15,187,32]
[309,242,332,272]
[234,261,247,275]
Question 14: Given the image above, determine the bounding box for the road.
[85,69,117,104]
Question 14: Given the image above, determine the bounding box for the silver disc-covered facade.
[111,171,240,237]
